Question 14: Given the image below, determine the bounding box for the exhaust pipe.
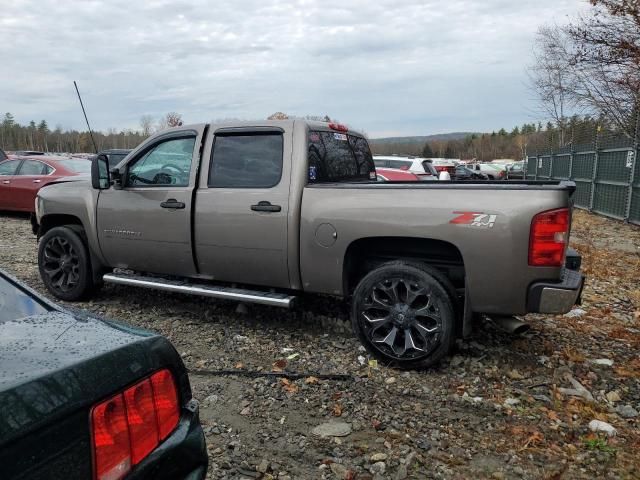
[492,316,530,335]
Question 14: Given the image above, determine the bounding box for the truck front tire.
[351,261,455,369]
[38,226,95,301]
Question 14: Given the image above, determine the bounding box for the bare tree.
[166,112,183,127]
[139,115,153,136]
[267,112,289,120]
[528,25,575,146]
[531,1,640,138]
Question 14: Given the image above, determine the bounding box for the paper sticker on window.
[333,133,347,141]
[369,171,376,180]
[309,166,317,181]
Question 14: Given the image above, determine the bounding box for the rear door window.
[308,131,375,183]
[0,160,22,175]
[209,132,283,188]
[17,160,46,175]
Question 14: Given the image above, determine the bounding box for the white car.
[373,156,439,181]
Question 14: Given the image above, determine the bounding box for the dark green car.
[0,270,207,480]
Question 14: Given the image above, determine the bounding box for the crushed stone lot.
[1,210,639,479]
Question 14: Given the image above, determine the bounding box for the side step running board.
[103,272,297,308]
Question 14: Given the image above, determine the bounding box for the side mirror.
[110,167,123,190]
[91,155,110,190]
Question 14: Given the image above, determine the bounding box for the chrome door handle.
[1,180,9,184]
[33,179,41,184]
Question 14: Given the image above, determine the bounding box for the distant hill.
[368,132,478,156]
[370,132,476,144]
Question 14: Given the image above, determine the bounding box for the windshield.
[56,159,92,174]
[0,275,49,321]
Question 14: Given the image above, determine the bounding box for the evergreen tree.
[422,142,434,157]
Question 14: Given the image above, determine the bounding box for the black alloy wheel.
[351,262,455,369]
[38,226,94,301]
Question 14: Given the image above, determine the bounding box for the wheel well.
[39,214,84,238]
[344,236,468,337]
[343,236,465,296]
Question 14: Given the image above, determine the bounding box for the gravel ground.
[1,209,639,479]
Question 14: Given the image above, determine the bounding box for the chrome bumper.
[527,268,585,315]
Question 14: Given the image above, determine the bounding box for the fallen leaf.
[280,378,299,394]
[272,359,287,372]
[332,403,343,416]
[521,430,544,450]
[234,362,244,369]
[305,376,319,384]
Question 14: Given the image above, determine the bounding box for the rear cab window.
[307,129,375,183]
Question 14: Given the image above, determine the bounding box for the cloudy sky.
[0,0,587,137]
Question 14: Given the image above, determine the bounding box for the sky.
[0,0,588,138]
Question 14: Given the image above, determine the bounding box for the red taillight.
[91,369,180,480]
[150,369,180,440]
[328,122,348,132]
[529,208,569,266]
[92,394,132,480]
[124,379,159,465]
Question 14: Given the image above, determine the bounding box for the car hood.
[0,308,178,445]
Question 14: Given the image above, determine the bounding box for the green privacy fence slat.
[630,187,640,225]
[574,181,592,208]
[593,183,629,219]
[527,157,536,176]
[572,153,595,179]
[538,156,552,178]
[551,155,571,179]
[597,150,632,183]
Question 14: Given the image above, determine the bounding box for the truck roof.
[197,119,366,138]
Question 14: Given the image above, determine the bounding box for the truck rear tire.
[351,261,455,369]
[38,226,95,301]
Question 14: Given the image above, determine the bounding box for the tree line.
[371,116,607,161]
[0,112,183,153]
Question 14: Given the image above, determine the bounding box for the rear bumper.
[128,399,207,480]
[527,266,585,315]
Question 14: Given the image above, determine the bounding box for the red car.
[0,156,90,212]
[375,167,420,181]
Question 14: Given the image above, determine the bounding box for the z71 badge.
[450,211,497,228]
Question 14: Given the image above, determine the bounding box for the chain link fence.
[526,115,640,225]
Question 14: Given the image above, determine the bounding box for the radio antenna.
[73,81,98,153]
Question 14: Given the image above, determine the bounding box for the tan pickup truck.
[33,120,584,368]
